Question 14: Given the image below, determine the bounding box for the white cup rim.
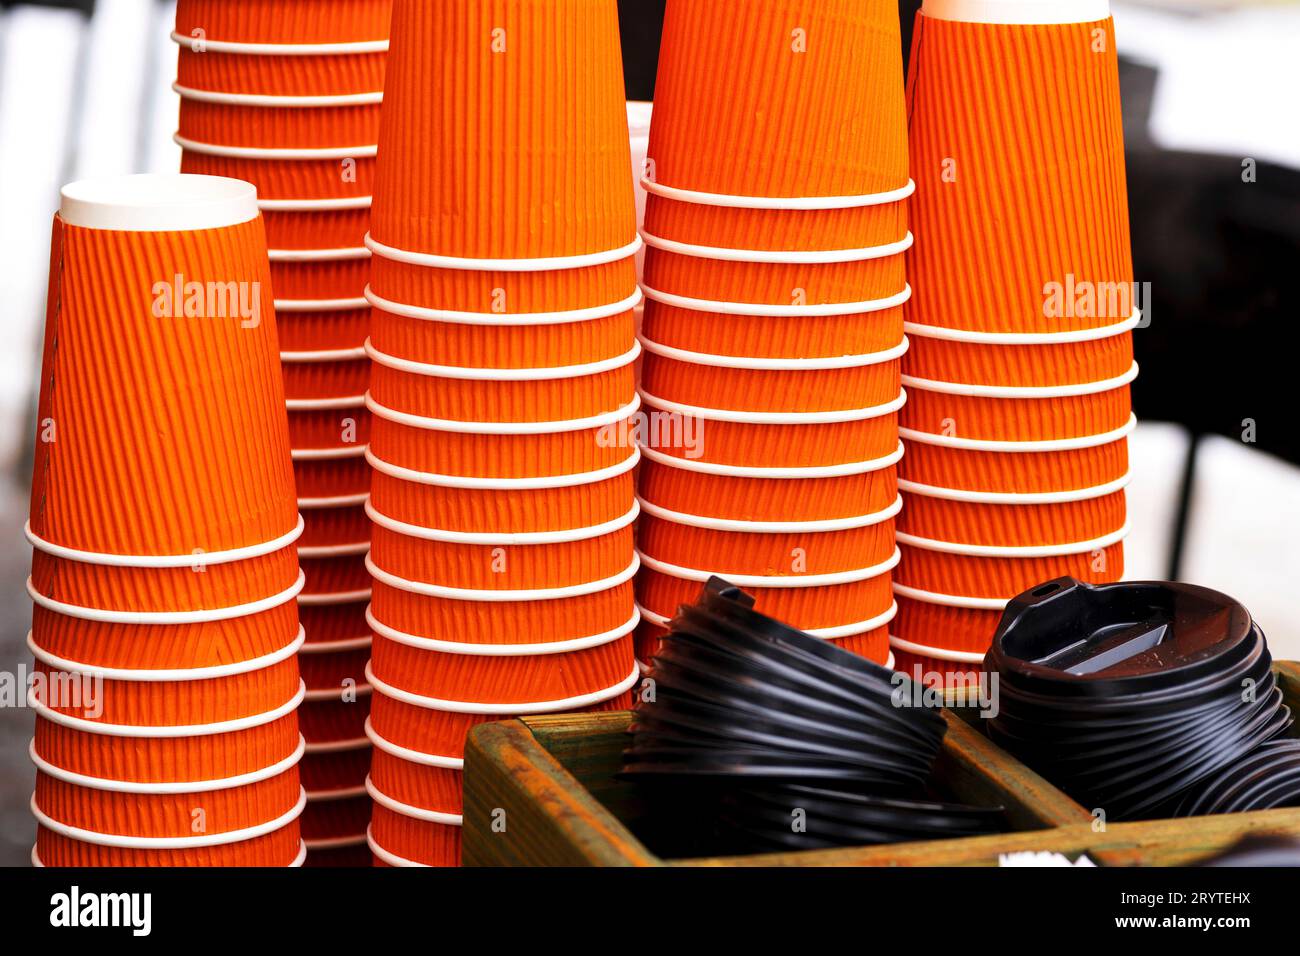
[31,788,307,849]
[637,438,905,479]
[364,660,639,716]
[28,570,305,625]
[29,736,306,794]
[636,494,902,534]
[170,30,390,55]
[269,245,370,263]
[640,229,913,264]
[297,540,369,558]
[291,444,368,461]
[297,491,369,509]
[173,82,383,108]
[304,833,369,850]
[901,362,1138,399]
[365,285,643,327]
[903,310,1140,345]
[281,345,367,363]
[640,176,916,210]
[303,682,373,703]
[888,632,987,664]
[897,471,1132,504]
[898,413,1138,452]
[175,133,377,160]
[29,681,307,738]
[367,605,639,657]
[297,586,372,606]
[365,232,642,273]
[638,334,909,371]
[276,295,369,312]
[641,281,912,317]
[639,386,905,425]
[366,552,639,603]
[27,627,304,682]
[893,582,1009,610]
[25,515,303,568]
[637,600,898,641]
[365,776,463,826]
[920,0,1111,26]
[304,736,371,754]
[259,195,372,211]
[366,391,641,435]
[638,547,901,589]
[59,173,258,232]
[366,338,640,381]
[365,718,464,768]
[297,634,373,654]
[366,444,639,490]
[286,394,366,411]
[366,825,428,867]
[897,521,1130,558]
[366,498,639,545]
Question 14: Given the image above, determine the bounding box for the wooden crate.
[462,662,1300,866]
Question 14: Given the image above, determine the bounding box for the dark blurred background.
[0,0,1296,867]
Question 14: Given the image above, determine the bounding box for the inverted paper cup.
[178,100,383,149]
[368,291,638,368]
[33,710,302,783]
[35,766,301,838]
[299,553,371,596]
[639,392,904,468]
[902,323,1135,387]
[270,256,371,302]
[297,693,371,745]
[368,452,637,534]
[28,539,301,614]
[33,817,303,867]
[301,792,372,842]
[636,447,900,521]
[174,0,393,43]
[281,356,370,404]
[643,192,910,254]
[175,48,388,97]
[298,601,370,654]
[896,486,1128,548]
[32,656,302,728]
[366,341,638,423]
[635,502,898,577]
[367,504,636,590]
[639,347,901,414]
[298,647,370,694]
[32,177,297,555]
[634,553,898,632]
[180,149,376,201]
[294,455,371,501]
[897,430,1132,493]
[277,306,370,352]
[898,377,1134,442]
[368,749,462,815]
[366,396,639,479]
[287,406,370,452]
[369,632,636,706]
[905,10,1132,333]
[367,562,637,646]
[298,746,371,793]
[368,805,459,867]
[890,642,986,691]
[264,207,371,251]
[367,671,636,758]
[647,0,908,198]
[894,537,1126,599]
[299,503,369,549]
[892,593,1005,655]
[367,248,637,314]
[641,245,907,307]
[370,0,634,259]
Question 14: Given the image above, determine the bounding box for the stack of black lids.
[985,576,1300,821]
[622,577,1004,854]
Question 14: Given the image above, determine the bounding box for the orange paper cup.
[174,0,392,43]
[367,804,459,867]
[177,99,382,149]
[368,451,637,534]
[896,483,1128,548]
[636,447,900,521]
[270,254,371,301]
[889,641,986,692]
[902,321,1136,387]
[34,820,303,867]
[277,306,370,352]
[298,647,370,694]
[294,455,371,501]
[366,728,462,814]
[368,291,637,368]
[639,295,904,360]
[299,503,369,550]
[905,9,1132,333]
[297,693,371,745]
[299,553,371,596]
[175,48,387,97]
[647,0,908,198]
[180,148,376,201]
[894,536,1126,600]
[892,592,1005,656]
[301,792,372,842]
[281,354,371,404]
[32,176,297,555]
[265,207,372,251]
[288,405,370,452]
[370,0,633,259]
[298,746,371,793]
[898,429,1132,493]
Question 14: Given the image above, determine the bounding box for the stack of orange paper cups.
[362,0,641,868]
[632,0,912,669]
[892,0,1137,686]
[26,175,307,867]
[171,0,390,865]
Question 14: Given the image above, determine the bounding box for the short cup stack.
[27,175,306,866]
[361,0,642,867]
[173,0,392,864]
[891,0,1137,685]
[633,0,913,669]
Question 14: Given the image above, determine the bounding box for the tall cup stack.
[361,0,641,868]
[173,0,392,865]
[891,0,1137,685]
[632,0,913,670]
[27,175,307,866]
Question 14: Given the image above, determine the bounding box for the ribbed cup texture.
[174,0,393,43]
